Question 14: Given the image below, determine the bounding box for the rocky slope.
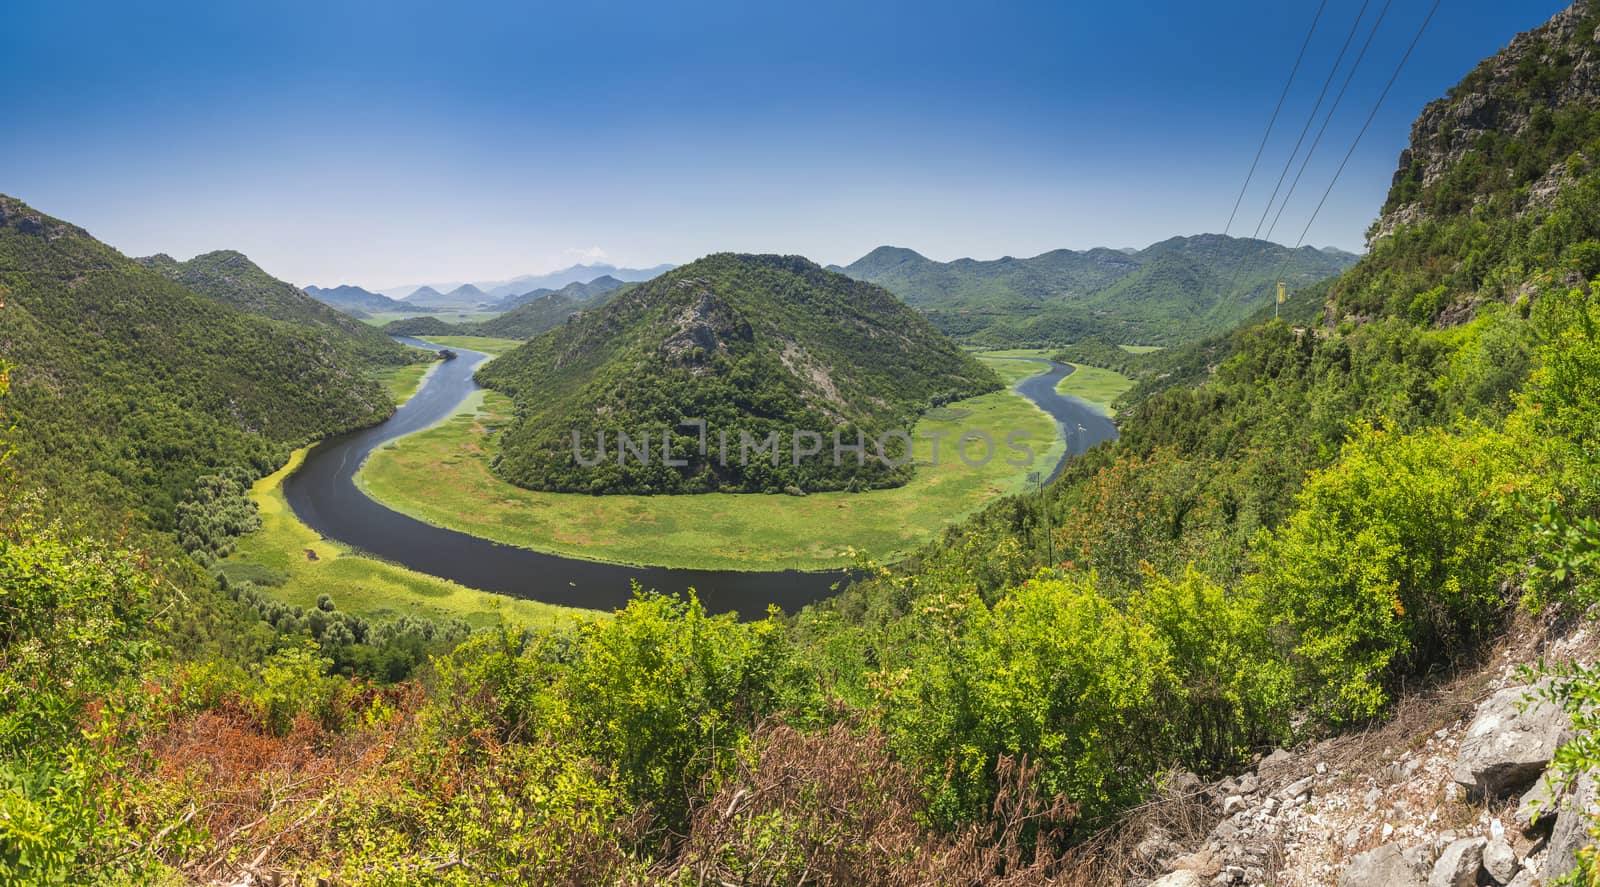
[1373,2,1600,241]
[1137,620,1596,886]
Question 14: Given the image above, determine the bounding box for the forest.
[7,2,1600,884]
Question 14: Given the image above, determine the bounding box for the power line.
[1261,0,1443,318]
[1265,0,1397,243]
[1249,0,1375,241]
[1292,0,1444,251]
[1222,0,1330,236]
[1221,0,1375,308]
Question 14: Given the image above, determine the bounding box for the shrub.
[1252,422,1534,723]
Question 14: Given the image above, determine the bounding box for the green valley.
[357,354,1064,570]
[477,253,1002,495]
[11,3,1600,886]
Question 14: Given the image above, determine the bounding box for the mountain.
[382,276,633,340]
[1336,0,1600,319]
[494,274,626,310]
[478,263,675,301]
[400,283,494,310]
[304,283,426,316]
[0,195,396,527]
[477,253,1000,494]
[473,278,629,339]
[836,236,1358,346]
[138,251,413,367]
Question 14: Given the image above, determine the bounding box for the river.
[281,341,1117,617]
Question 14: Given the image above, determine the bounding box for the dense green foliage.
[0,195,396,532]
[478,254,1001,494]
[11,6,1600,882]
[140,250,416,368]
[839,236,1356,347]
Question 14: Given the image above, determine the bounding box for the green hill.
[304,283,425,316]
[471,276,630,338]
[380,277,632,340]
[839,235,1357,346]
[0,195,397,529]
[477,253,1000,494]
[139,250,414,367]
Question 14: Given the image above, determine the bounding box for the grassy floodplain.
[362,309,503,327]
[421,334,523,356]
[1054,363,1135,416]
[371,361,435,405]
[223,449,579,629]
[357,356,1071,571]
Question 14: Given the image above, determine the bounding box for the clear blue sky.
[1,0,1571,288]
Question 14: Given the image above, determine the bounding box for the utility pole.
[1030,471,1054,567]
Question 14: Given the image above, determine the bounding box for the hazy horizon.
[6,0,1569,287]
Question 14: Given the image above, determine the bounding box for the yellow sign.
[1276,281,1286,305]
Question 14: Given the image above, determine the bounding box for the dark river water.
[282,341,1117,617]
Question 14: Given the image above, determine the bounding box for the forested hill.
[837,235,1357,346]
[1336,0,1600,319]
[304,283,423,316]
[787,0,1600,851]
[380,277,630,340]
[477,253,1000,494]
[140,250,414,367]
[0,195,397,529]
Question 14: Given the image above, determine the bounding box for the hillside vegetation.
[10,5,1600,885]
[141,250,417,368]
[477,253,1000,494]
[0,195,399,531]
[838,235,1356,347]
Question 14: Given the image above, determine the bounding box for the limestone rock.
[1515,776,1560,833]
[1482,836,1518,884]
[1339,843,1427,887]
[1428,837,1485,887]
[1545,772,1598,884]
[1452,683,1567,797]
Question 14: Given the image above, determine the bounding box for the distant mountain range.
[303,284,427,317]
[371,262,677,303]
[832,235,1359,346]
[383,275,631,340]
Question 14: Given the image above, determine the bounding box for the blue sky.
[1,0,1571,288]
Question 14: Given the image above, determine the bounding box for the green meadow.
[356,357,1069,571]
[371,361,435,405]
[1055,363,1134,415]
[224,448,579,628]
[420,334,523,356]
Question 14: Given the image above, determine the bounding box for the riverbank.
[356,354,1067,572]
[225,448,580,627]
[1053,362,1134,416]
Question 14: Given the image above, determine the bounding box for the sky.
[1,0,1573,289]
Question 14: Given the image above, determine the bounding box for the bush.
[1252,422,1535,723]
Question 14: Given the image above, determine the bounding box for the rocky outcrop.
[1339,844,1426,887]
[1452,682,1569,797]
[1370,2,1600,242]
[1137,624,1598,887]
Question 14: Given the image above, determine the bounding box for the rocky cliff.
[1372,2,1600,242]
